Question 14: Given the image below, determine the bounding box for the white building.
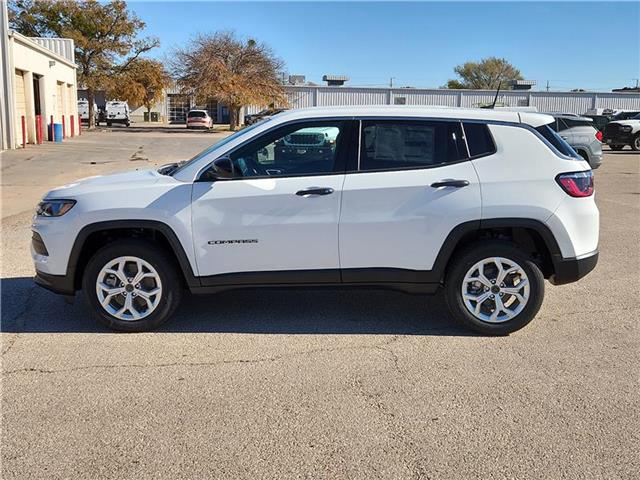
[1,5,78,150]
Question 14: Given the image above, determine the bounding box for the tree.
[9,0,159,127]
[446,57,523,90]
[109,59,170,118]
[171,31,286,130]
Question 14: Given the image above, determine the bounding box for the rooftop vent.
[322,75,349,86]
[509,80,537,90]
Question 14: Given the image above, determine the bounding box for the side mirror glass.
[210,157,235,180]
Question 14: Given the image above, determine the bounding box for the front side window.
[229,121,347,177]
[359,120,466,171]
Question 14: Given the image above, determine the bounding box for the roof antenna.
[482,80,502,109]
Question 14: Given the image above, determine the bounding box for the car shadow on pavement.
[1,277,474,336]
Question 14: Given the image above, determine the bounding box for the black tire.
[631,134,640,151]
[609,144,624,151]
[444,241,545,335]
[106,121,112,127]
[82,239,183,332]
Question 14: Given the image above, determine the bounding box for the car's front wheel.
[631,134,640,151]
[82,240,183,332]
[445,242,544,335]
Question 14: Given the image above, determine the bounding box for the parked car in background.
[610,110,640,122]
[547,114,603,168]
[32,106,598,335]
[77,99,98,124]
[583,113,613,134]
[186,110,214,129]
[245,108,286,125]
[603,113,640,151]
[105,101,131,127]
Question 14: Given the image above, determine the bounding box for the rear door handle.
[430,179,470,188]
[296,187,334,196]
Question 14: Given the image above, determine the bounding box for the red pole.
[62,115,66,139]
[50,115,54,141]
[71,115,75,137]
[21,116,26,147]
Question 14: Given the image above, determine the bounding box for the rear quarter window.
[462,122,496,157]
[535,124,579,158]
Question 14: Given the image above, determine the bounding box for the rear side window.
[359,120,466,171]
[535,124,579,158]
[462,122,496,157]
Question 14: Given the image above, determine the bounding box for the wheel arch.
[432,218,562,282]
[68,220,199,291]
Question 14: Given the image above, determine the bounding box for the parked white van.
[105,101,131,127]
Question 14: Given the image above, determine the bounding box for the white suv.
[32,106,599,335]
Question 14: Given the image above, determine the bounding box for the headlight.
[621,125,633,132]
[36,199,76,217]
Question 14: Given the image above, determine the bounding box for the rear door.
[338,119,482,282]
[191,119,355,284]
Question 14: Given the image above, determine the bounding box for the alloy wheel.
[95,256,163,321]
[461,257,530,323]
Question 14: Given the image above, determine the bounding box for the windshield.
[535,123,580,159]
[633,113,640,120]
[171,120,269,176]
[188,111,206,118]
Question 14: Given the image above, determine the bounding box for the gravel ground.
[1,128,639,479]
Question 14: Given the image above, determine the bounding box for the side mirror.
[209,157,235,180]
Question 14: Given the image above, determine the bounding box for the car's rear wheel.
[631,134,640,151]
[609,144,624,151]
[445,242,544,335]
[82,240,182,332]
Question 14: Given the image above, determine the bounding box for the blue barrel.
[53,123,63,142]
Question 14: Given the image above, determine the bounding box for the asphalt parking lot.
[1,126,639,479]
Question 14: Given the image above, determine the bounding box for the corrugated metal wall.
[30,37,75,63]
[278,86,640,114]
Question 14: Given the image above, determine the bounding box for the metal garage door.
[168,94,190,123]
[15,70,26,146]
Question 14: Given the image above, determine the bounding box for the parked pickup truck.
[603,113,640,151]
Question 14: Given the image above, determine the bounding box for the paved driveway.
[2,130,638,479]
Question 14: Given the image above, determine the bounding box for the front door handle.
[295,187,334,196]
[430,179,470,188]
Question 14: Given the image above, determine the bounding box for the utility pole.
[389,77,395,88]
[546,80,550,92]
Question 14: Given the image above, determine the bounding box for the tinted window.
[359,121,466,171]
[463,122,496,157]
[230,121,346,177]
[188,111,206,118]
[535,124,579,158]
[563,118,592,128]
[556,118,571,131]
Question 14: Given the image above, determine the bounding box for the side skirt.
[194,268,441,295]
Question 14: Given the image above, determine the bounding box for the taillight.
[595,130,603,142]
[556,171,594,197]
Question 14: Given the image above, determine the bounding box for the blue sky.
[129,1,640,91]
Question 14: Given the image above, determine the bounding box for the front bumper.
[549,250,598,285]
[34,269,75,295]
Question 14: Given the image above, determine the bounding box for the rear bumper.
[34,269,75,296]
[603,133,633,145]
[549,250,598,285]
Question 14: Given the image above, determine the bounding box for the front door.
[192,119,354,285]
[339,119,482,282]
